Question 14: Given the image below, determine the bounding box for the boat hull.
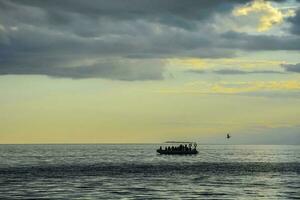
[157,149,198,155]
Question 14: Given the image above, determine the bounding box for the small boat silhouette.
[157,143,198,155]
[227,133,231,139]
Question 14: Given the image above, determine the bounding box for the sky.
[0,0,300,144]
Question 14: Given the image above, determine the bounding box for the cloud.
[0,0,299,80]
[185,69,207,74]
[187,69,284,75]
[213,69,284,74]
[288,8,300,35]
[221,31,300,51]
[233,0,295,32]
[210,80,300,94]
[281,63,300,73]
[0,57,164,80]
[7,0,244,23]
[158,80,300,96]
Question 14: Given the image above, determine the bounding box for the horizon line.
[0,143,299,145]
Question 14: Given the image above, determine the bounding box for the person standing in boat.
[189,143,192,151]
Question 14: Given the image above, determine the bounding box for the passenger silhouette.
[184,144,188,151]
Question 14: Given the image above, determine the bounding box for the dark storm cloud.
[281,63,300,73]
[1,0,243,37]
[0,0,299,80]
[288,8,300,35]
[221,31,300,51]
[186,69,284,75]
[7,0,244,22]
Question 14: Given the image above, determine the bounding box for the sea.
[0,144,299,199]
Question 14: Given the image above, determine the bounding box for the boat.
[157,148,198,155]
[157,143,198,155]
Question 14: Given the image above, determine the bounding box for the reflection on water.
[0,144,299,199]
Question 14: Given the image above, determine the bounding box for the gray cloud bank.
[187,69,285,75]
[187,62,300,75]
[0,0,299,80]
[281,63,300,73]
[289,8,300,35]
[213,69,285,75]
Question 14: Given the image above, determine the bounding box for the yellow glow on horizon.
[158,80,300,94]
[1,75,300,144]
[167,58,208,69]
[214,58,283,69]
[211,80,300,94]
[167,58,284,70]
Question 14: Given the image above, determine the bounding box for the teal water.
[0,144,299,199]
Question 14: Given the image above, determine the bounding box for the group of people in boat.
[159,143,197,153]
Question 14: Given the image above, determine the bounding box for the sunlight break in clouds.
[233,0,295,32]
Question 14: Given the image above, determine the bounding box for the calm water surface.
[0,144,299,199]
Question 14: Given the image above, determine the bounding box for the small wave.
[0,162,299,178]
